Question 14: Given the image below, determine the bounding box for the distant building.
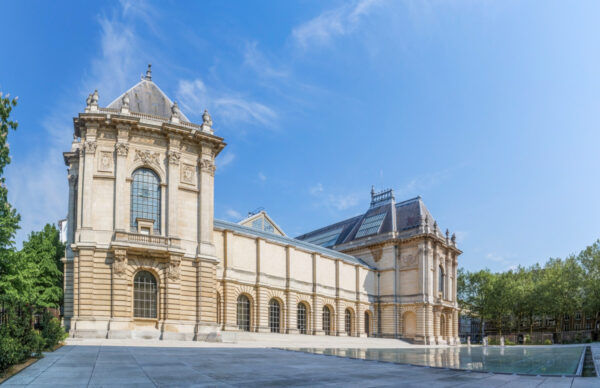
[62,67,461,343]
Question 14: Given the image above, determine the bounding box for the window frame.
[133,270,158,319]
[130,168,161,234]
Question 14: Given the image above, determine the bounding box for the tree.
[578,240,600,330]
[0,92,22,302]
[19,224,65,308]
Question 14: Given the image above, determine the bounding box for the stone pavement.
[3,344,599,387]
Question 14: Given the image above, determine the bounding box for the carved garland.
[167,150,181,165]
[84,141,97,154]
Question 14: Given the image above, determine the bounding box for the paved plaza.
[2,339,599,387]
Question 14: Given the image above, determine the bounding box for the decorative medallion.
[134,149,160,166]
[181,164,195,184]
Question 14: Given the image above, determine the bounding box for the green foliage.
[544,339,552,345]
[457,241,599,335]
[38,311,67,350]
[18,225,65,308]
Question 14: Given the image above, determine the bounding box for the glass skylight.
[304,227,343,248]
[355,213,386,238]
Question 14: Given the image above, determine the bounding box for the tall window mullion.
[134,271,157,319]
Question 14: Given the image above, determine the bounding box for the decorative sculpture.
[202,109,213,127]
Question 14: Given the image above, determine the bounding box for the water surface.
[286,346,585,376]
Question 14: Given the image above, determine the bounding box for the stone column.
[198,146,216,257]
[81,123,98,235]
[114,125,129,231]
[167,135,181,237]
[433,248,438,298]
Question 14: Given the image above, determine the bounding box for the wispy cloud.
[309,183,361,211]
[177,78,278,128]
[292,0,383,49]
[225,209,242,221]
[7,1,147,245]
[395,168,454,198]
[217,151,235,170]
[243,41,289,79]
[258,172,267,182]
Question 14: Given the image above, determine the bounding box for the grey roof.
[107,79,190,122]
[214,219,372,268]
[296,195,444,248]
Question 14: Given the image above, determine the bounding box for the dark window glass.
[216,293,221,325]
[134,271,157,318]
[269,299,280,333]
[364,312,370,336]
[345,309,352,336]
[323,306,331,335]
[131,168,161,233]
[297,303,307,334]
[237,295,250,331]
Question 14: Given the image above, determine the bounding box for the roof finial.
[170,101,180,123]
[145,64,152,81]
[371,185,375,197]
[201,109,213,132]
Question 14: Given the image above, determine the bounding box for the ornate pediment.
[134,149,160,166]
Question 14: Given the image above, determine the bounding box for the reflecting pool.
[286,346,586,376]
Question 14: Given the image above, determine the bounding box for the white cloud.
[308,183,361,211]
[292,0,383,49]
[258,172,267,182]
[177,78,278,128]
[225,209,242,220]
[243,41,289,79]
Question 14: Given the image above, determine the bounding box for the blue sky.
[1,0,599,272]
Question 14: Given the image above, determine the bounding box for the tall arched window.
[322,306,331,335]
[133,271,157,318]
[364,312,370,336]
[131,168,161,234]
[297,303,307,334]
[345,309,352,336]
[269,299,281,333]
[237,295,250,331]
[216,293,221,325]
[438,266,444,297]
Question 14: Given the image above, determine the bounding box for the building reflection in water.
[290,345,585,376]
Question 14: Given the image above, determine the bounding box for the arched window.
[133,271,157,318]
[322,306,331,335]
[269,299,281,333]
[216,293,221,325]
[364,312,370,336]
[131,168,161,234]
[345,309,352,336]
[237,295,250,331]
[438,266,444,296]
[297,303,307,334]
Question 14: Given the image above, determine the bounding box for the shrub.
[0,336,23,373]
[544,339,552,345]
[39,312,67,350]
[524,334,531,344]
[505,339,515,345]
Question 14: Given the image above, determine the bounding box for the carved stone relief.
[199,158,216,176]
[167,150,181,165]
[84,141,97,155]
[134,149,160,166]
[181,163,196,184]
[115,142,129,157]
[401,254,418,268]
[167,256,181,281]
[113,249,127,277]
[98,151,113,172]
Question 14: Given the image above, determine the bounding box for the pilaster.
[167,135,181,237]
[114,125,129,231]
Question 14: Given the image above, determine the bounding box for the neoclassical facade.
[62,67,461,344]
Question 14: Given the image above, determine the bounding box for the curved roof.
[107,78,190,122]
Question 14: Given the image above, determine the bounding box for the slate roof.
[214,219,372,268]
[296,194,444,249]
[107,78,190,122]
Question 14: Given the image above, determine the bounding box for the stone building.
[62,67,461,344]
